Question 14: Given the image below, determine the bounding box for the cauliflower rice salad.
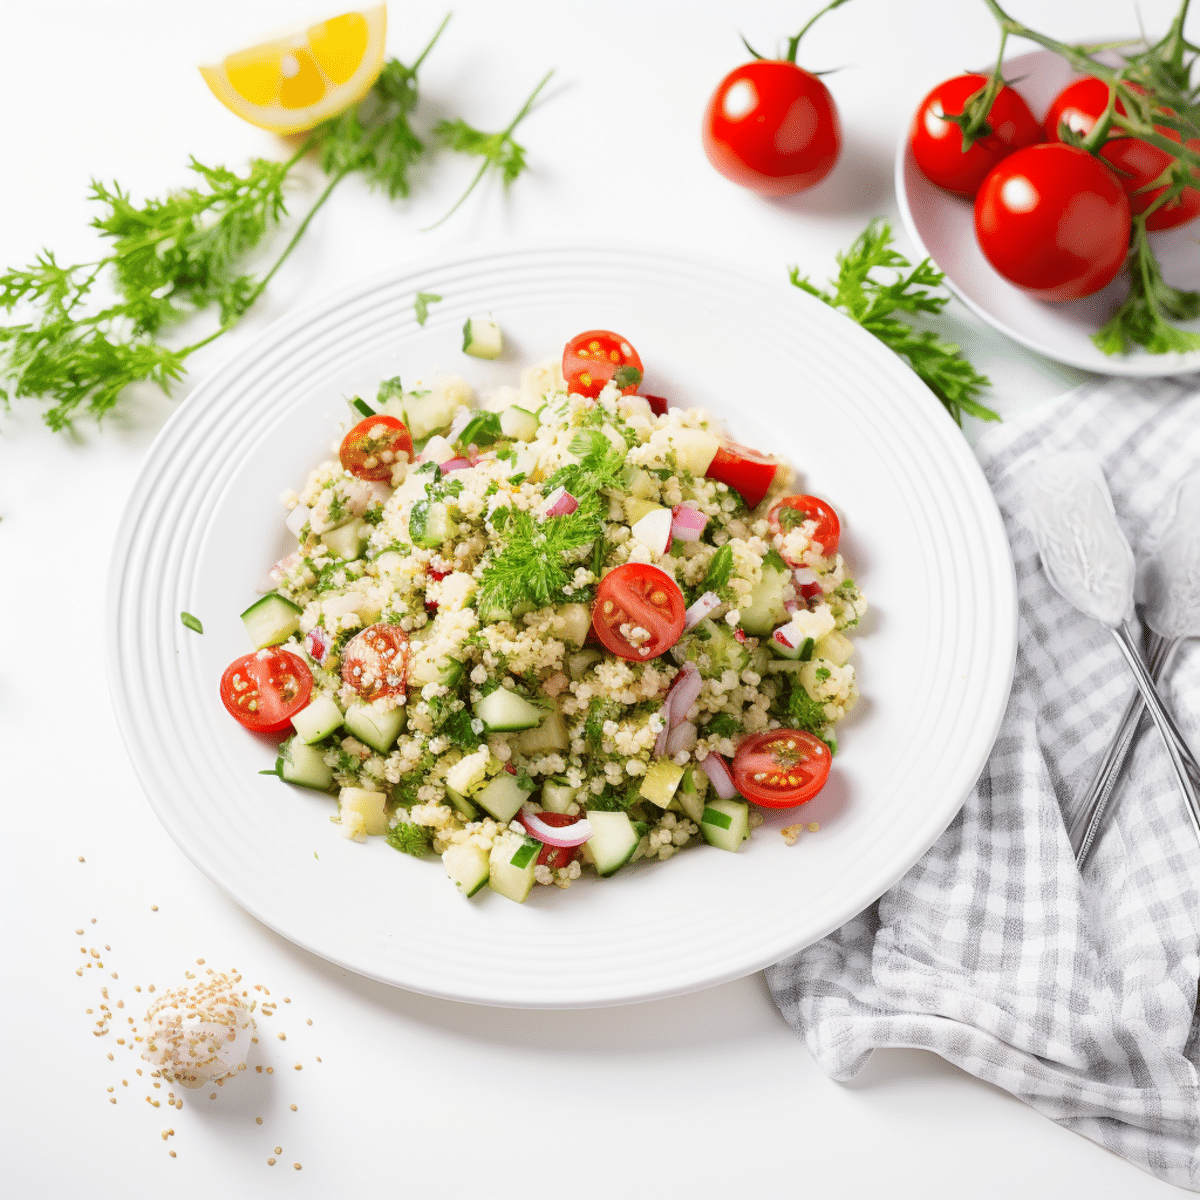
[219,325,867,903]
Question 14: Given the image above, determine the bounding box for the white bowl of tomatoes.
[896,49,1200,377]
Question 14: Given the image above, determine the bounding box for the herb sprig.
[791,220,997,426]
[1,14,551,431]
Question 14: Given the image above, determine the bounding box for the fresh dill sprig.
[427,69,554,229]
[790,219,998,427]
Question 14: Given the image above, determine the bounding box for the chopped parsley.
[777,505,807,530]
[454,410,502,448]
[376,375,404,405]
[699,544,734,594]
[386,822,433,856]
[414,291,442,325]
[180,611,203,634]
[440,708,479,749]
[779,678,835,752]
[704,713,739,739]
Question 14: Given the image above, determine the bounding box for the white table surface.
[1,1,1189,1195]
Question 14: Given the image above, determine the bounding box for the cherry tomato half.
[703,60,840,195]
[592,563,686,662]
[642,394,669,416]
[768,494,840,556]
[341,623,410,702]
[732,729,831,808]
[532,811,583,871]
[705,442,779,509]
[1044,76,1200,232]
[909,74,1042,197]
[220,648,313,735]
[339,415,414,482]
[563,331,644,400]
[974,144,1131,302]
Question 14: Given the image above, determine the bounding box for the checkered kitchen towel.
[767,377,1200,1190]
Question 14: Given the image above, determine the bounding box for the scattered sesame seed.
[274,1146,282,1155]
[283,997,291,1004]
[78,856,85,862]
[150,905,158,912]
[277,1033,286,1041]
[107,1054,114,1061]
[196,958,205,965]
[91,918,96,924]
[109,1098,116,1105]
[107,1087,114,1093]
[75,928,84,935]
[294,1164,302,1171]
[268,1158,276,1166]
[316,1057,322,1063]
[105,944,111,951]
[169,1151,176,1158]
[306,1019,313,1026]
[294,1063,302,1071]
[290,1104,297,1112]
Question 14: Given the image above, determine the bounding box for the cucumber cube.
[473,688,542,732]
[338,787,389,841]
[639,760,685,808]
[488,835,538,902]
[515,708,569,753]
[321,517,369,561]
[475,772,533,823]
[700,798,750,853]
[462,316,503,360]
[443,843,490,897]
[540,779,577,814]
[344,701,406,754]
[585,810,641,877]
[240,592,303,649]
[500,405,539,441]
[278,737,334,792]
[291,693,344,744]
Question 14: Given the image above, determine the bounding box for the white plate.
[896,49,1200,377]
[107,240,1017,1008]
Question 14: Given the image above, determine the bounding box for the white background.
[0,1,1190,1196]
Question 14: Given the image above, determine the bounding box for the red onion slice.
[665,720,697,755]
[668,662,702,729]
[520,804,593,847]
[440,457,473,473]
[304,625,331,666]
[542,487,579,518]
[654,702,672,756]
[700,752,737,799]
[684,591,720,631]
[670,504,708,543]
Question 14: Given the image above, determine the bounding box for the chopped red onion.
[670,504,708,542]
[440,457,472,473]
[654,704,672,756]
[683,591,721,632]
[284,503,311,538]
[700,752,737,800]
[668,662,702,729]
[542,487,579,518]
[665,720,697,755]
[304,626,330,666]
[258,550,302,593]
[520,803,594,847]
[773,626,798,651]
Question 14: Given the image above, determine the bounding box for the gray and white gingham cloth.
[767,378,1200,1190]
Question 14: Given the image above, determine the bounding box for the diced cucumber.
[627,468,658,500]
[442,843,491,897]
[462,316,503,360]
[554,603,591,650]
[639,759,685,808]
[321,517,369,561]
[700,797,750,853]
[815,630,854,667]
[740,561,790,636]
[445,786,481,821]
[278,736,334,792]
[624,496,662,525]
[408,643,464,687]
[765,659,806,675]
[768,627,813,661]
[473,688,543,732]
[567,649,602,679]
[344,701,406,754]
[401,391,459,440]
[338,787,389,839]
[409,500,456,549]
[684,618,750,678]
[585,810,641,877]
[291,693,343,744]
[515,708,569,753]
[675,767,707,824]
[499,405,539,441]
[488,836,538,903]
[540,779,577,814]
[475,771,533,823]
[240,593,303,649]
[445,748,491,797]
[664,427,719,475]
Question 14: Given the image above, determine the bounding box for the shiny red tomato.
[220,648,313,735]
[532,811,582,870]
[767,494,840,556]
[705,442,779,509]
[703,60,840,195]
[341,623,410,702]
[1043,76,1200,232]
[732,729,831,808]
[642,394,669,416]
[592,563,686,662]
[910,74,1042,197]
[563,331,643,400]
[339,415,413,481]
[974,144,1131,301]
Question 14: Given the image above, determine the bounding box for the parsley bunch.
[791,220,997,427]
[1,14,551,432]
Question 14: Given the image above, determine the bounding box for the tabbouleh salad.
[218,325,866,903]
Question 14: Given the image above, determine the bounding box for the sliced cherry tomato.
[563,330,644,400]
[703,60,841,196]
[341,622,410,702]
[532,811,582,870]
[768,494,840,556]
[339,415,413,481]
[1044,76,1200,232]
[592,563,686,662]
[642,394,669,416]
[974,144,1131,302]
[705,442,779,509]
[909,74,1042,198]
[220,648,313,735]
[732,729,831,808]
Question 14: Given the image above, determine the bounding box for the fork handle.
[1072,633,1177,867]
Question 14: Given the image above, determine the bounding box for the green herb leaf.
[455,410,503,448]
[180,611,203,634]
[790,220,997,427]
[386,822,434,857]
[376,375,404,404]
[414,291,442,325]
[351,397,375,419]
[700,544,734,594]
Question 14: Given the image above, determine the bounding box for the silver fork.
[1070,631,1193,867]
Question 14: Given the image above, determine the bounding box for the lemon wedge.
[200,6,387,135]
